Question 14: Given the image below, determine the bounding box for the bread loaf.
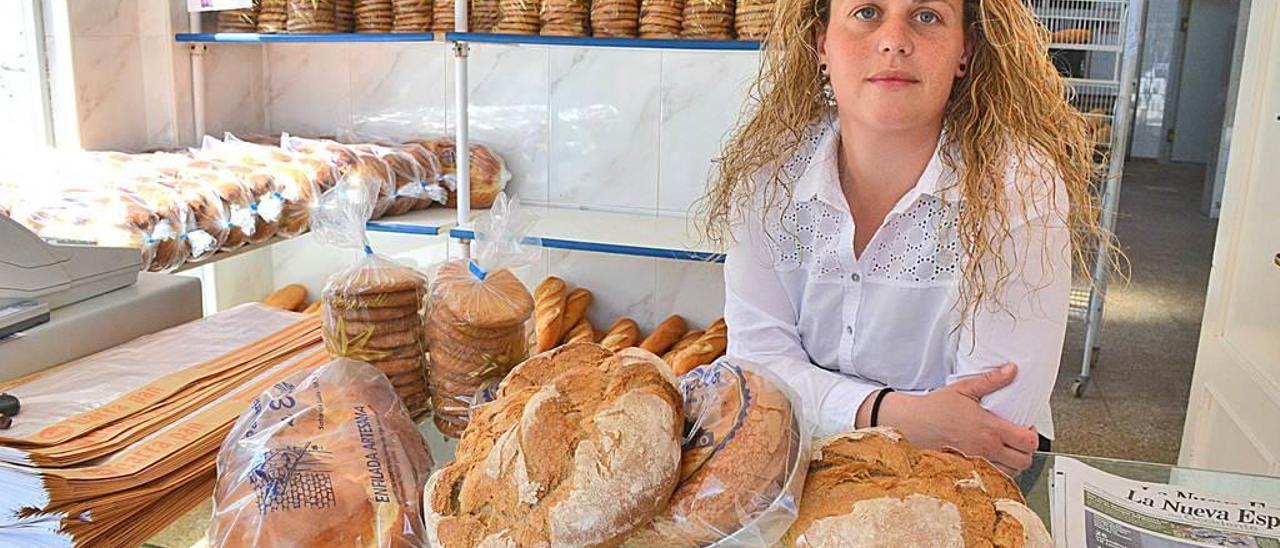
[640,314,687,355]
[534,277,569,353]
[425,343,684,547]
[560,287,593,339]
[601,318,641,351]
[1051,28,1092,44]
[211,359,433,548]
[409,137,510,209]
[670,318,727,375]
[263,284,308,311]
[662,329,703,364]
[783,428,1050,547]
[564,319,596,345]
[626,360,802,547]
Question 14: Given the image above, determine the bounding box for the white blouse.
[724,114,1072,439]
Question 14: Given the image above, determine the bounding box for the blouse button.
[850,272,861,283]
[846,326,853,334]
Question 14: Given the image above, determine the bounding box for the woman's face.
[818,0,970,132]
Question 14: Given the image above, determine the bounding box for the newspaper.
[1053,457,1280,548]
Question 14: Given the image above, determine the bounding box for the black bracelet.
[870,388,895,427]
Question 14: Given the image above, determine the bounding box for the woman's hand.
[868,363,1041,476]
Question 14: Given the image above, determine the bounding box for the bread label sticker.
[250,443,337,514]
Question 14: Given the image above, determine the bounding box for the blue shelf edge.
[447,32,759,51]
[176,32,442,43]
[365,221,443,236]
[449,227,726,263]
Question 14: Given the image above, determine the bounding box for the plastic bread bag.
[115,175,192,272]
[284,134,396,219]
[182,159,261,251]
[208,358,434,548]
[403,136,511,209]
[424,193,538,438]
[398,141,450,210]
[591,0,641,37]
[680,0,735,39]
[347,141,437,217]
[625,357,811,547]
[313,174,430,416]
[219,133,320,238]
[9,184,162,269]
[146,162,233,263]
[193,136,284,244]
[539,0,590,36]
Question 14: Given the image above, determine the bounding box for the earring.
[958,62,968,76]
[819,63,837,106]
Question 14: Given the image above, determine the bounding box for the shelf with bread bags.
[445,32,760,51]
[175,32,446,43]
[449,205,726,263]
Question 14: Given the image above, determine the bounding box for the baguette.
[670,319,727,375]
[560,288,594,339]
[564,319,596,344]
[301,301,323,314]
[534,277,569,353]
[640,314,687,355]
[600,318,641,352]
[263,284,308,311]
[662,329,704,364]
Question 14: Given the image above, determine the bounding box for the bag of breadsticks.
[424,192,538,438]
[625,357,810,547]
[208,358,434,548]
[312,172,430,417]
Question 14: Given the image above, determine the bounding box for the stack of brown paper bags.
[0,304,328,547]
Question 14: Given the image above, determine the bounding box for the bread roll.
[670,319,727,375]
[783,428,1050,547]
[425,343,684,547]
[302,301,323,314]
[640,314,687,355]
[560,287,593,339]
[409,137,510,209]
[600,318,641,352]
[662,329,704,364]
[263,284,308,311]
[564,319,596,345]
[534,277,569,353]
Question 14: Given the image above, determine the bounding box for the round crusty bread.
[425,343,684,548]
[625,362,797,547]
[429,261,533,330]
[783,428,1051,548]
[211,360,433,548]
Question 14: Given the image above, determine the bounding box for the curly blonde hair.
[701,0,1121,322]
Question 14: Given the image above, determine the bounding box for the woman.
[704,0,1110,476]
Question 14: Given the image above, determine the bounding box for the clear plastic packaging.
[681,0,734,39]
[183,160,260,251]
[732,0,771,40]
[193,137,285,245]
[398,141,450,210]
[9,184,162,270]
[405,136,511,210]
[209,358,434,548]
[220,134,321,238]
[625,357,810,547]
[639,0,684,38]
[540,0,590,36]
[350,143,444,217]
[118,175,192,272]
[591,0,641,37]
[315,173,430,417]
[424,193,538,438]
[284,135,396,219]
[495,0,541,33]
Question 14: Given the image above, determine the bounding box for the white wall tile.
[447,45,550,204]
[140,35,180,148]
[349,43,449,141]
[204,44,267,137]
[266,43,352,136]
[546,249,658,331]
[549,47,660,212]
[72,36,148,150]
[136,0,172,37]
[658,51,758,215]
[68,0,139,36]
[654,258,725,329]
